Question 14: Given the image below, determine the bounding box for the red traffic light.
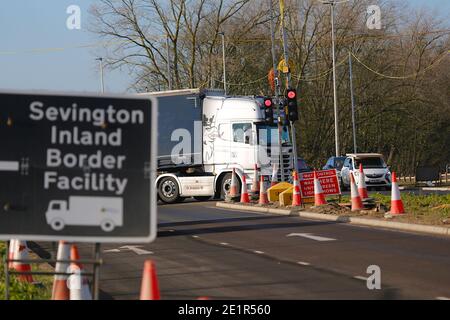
[287,90,296,99]
[264,99,273,107]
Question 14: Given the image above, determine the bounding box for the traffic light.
[286,89,299,122]
[263,97,274,125]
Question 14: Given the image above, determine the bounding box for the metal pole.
[166,36,172,91]
[92,243,101,300]
[96,58,105,93]
[349,51,357,154]
[329,1,340,157]
[268,0,285,182]
[219,32,227,95]
[280,0,299,174]
[5,242,10,300]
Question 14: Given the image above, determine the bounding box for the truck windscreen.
[257,125,291,146]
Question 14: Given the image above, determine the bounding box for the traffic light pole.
[268,0,285,182]
[280,2,299,175]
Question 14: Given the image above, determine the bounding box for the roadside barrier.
[259,175,269,205]
[350,173,364,211]
[240,175,250,204]
[358,164,369,199]
[292,171,302,207]
[313,171,327,206]
[52,241,71,300]
[69,245,92,300]
[13,241,34,283]
[140,260,160,300]
[390,172,405,215]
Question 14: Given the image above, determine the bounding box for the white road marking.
[354,276,368,281]
[297,261,311,266]
[192,235,199,238]
[254,251,265,255]
[103,246,153,255]
[436,297,450,300]
[103,249,121,253]
[287,233,337,242]
[0,161,19,172]
[220,242,230,246]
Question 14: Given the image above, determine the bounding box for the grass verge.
[340,193,450,226]
[0,242,52,300]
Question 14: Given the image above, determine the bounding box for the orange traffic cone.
[292,171,302,207]
[358,164,369,200]
[350,173,364,211]
[271,163,279,187]
[251,164,260,197]
[69,245,92,300]
[140,260,161,300]
[390,172,405,215]
[52,241,71,300]
[240,175,250,203]
[13,241,34,283]
[8,239,18,269]
[229,168,239,199]
[259,175,269,205]
[313,171,327,206]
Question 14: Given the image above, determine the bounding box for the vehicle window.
[343,158,350,168]
[233,123,252,145]
[326,159,333,168]
[52,203,61,210]
[298,159,308,170]
[355,157,386,169]
[335,158,345,170]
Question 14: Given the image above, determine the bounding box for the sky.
[0,0,448,94]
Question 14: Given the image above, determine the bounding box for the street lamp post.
[268,0,285,182]
[324,0,340,157]
[95,57,105,93]
[218,32,227,95]
[349,51,357,154]
[279,1,299,175]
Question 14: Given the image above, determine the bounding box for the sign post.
[0,91,157,243]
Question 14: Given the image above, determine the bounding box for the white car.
[340,154,392,191]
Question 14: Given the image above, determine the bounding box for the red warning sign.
[299,170,341,198]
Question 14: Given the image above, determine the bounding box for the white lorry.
[46,196,123,232]
[140,89,294,204]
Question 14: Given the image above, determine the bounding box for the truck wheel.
[158,177,182,204]
[101,220,115,232]
[219,173,241,200]
[194,196,211,202]
[50,219,65,231]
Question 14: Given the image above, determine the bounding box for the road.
[37,200,450,300]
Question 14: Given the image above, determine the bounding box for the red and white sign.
[299,169,341,198]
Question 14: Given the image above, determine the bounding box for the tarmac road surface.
[36,200,450,300]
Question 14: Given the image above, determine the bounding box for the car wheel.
[158,177,182,204]
[50,219,65,231]
[220,173,241,200]
[101,220,115,232]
